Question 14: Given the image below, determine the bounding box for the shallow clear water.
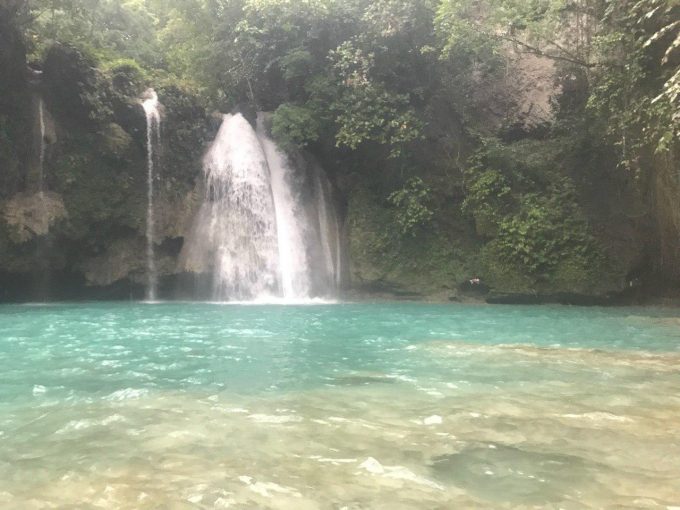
[1,302,680,509]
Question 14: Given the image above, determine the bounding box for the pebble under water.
[1,302,680,509]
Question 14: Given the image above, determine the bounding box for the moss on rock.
[348,188,477,299]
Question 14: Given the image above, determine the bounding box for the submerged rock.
[330,373,396,386]
[429,444,594,505]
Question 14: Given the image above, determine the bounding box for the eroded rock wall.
[0,42,211,300]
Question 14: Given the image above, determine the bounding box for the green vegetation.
[1,0,678,298]
[463,139,600,274]
[388,177,435,237]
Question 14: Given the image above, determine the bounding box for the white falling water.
[37,98,46,196]
[34,96,51,300]
[188,113,281,300]
[334,214,343,288]
[142,89,161,301]
[256,113,311,298]
[34,95,52,240]
[314,170,337,289]
[182,112,343,301]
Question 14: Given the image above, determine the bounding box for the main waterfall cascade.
[183,113,282,300]
[181,112,343,301]
[142,89,161,301]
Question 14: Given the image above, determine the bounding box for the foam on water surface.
[1,302,680,508]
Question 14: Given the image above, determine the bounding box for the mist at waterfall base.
[179,112,342,303]
[2,302,680,508]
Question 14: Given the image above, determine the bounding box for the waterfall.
[314,171,337,290]
[256,113,312,298]
[34,95,50,301]
[334,214,343,288]
[181,112,343,301]
[187,113,281,300]
[142,89,161,301]
[34,96,49,232]
[37,98,46,196]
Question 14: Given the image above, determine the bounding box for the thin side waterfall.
[318,169,344,290]
[37,98,46,196]
[142,89,161,301]
[35,96,49,234]
[181,112,344,301]
[34,95,50,300]
[334,217,343,288]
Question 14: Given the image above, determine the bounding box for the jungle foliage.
[4,0,680,292]
[15,0,677,165]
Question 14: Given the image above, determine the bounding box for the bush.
[388,177,434,237]
[105,58,147,97]
[463,138,603,278]
[495,187,598,274]
[272,103,320,150]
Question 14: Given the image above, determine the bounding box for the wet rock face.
[42,44,110,127]
[502,49,559,130]
[0,3,32,198]
[153,189,200,242]
[463,45,560,136]
[2,191,67,242]
[78,235,183,288]
[79,237,145,287]
[0,3,28,107]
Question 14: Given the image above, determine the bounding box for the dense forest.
[0,0,679,302]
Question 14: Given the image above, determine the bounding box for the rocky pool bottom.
[1,302,679,509]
